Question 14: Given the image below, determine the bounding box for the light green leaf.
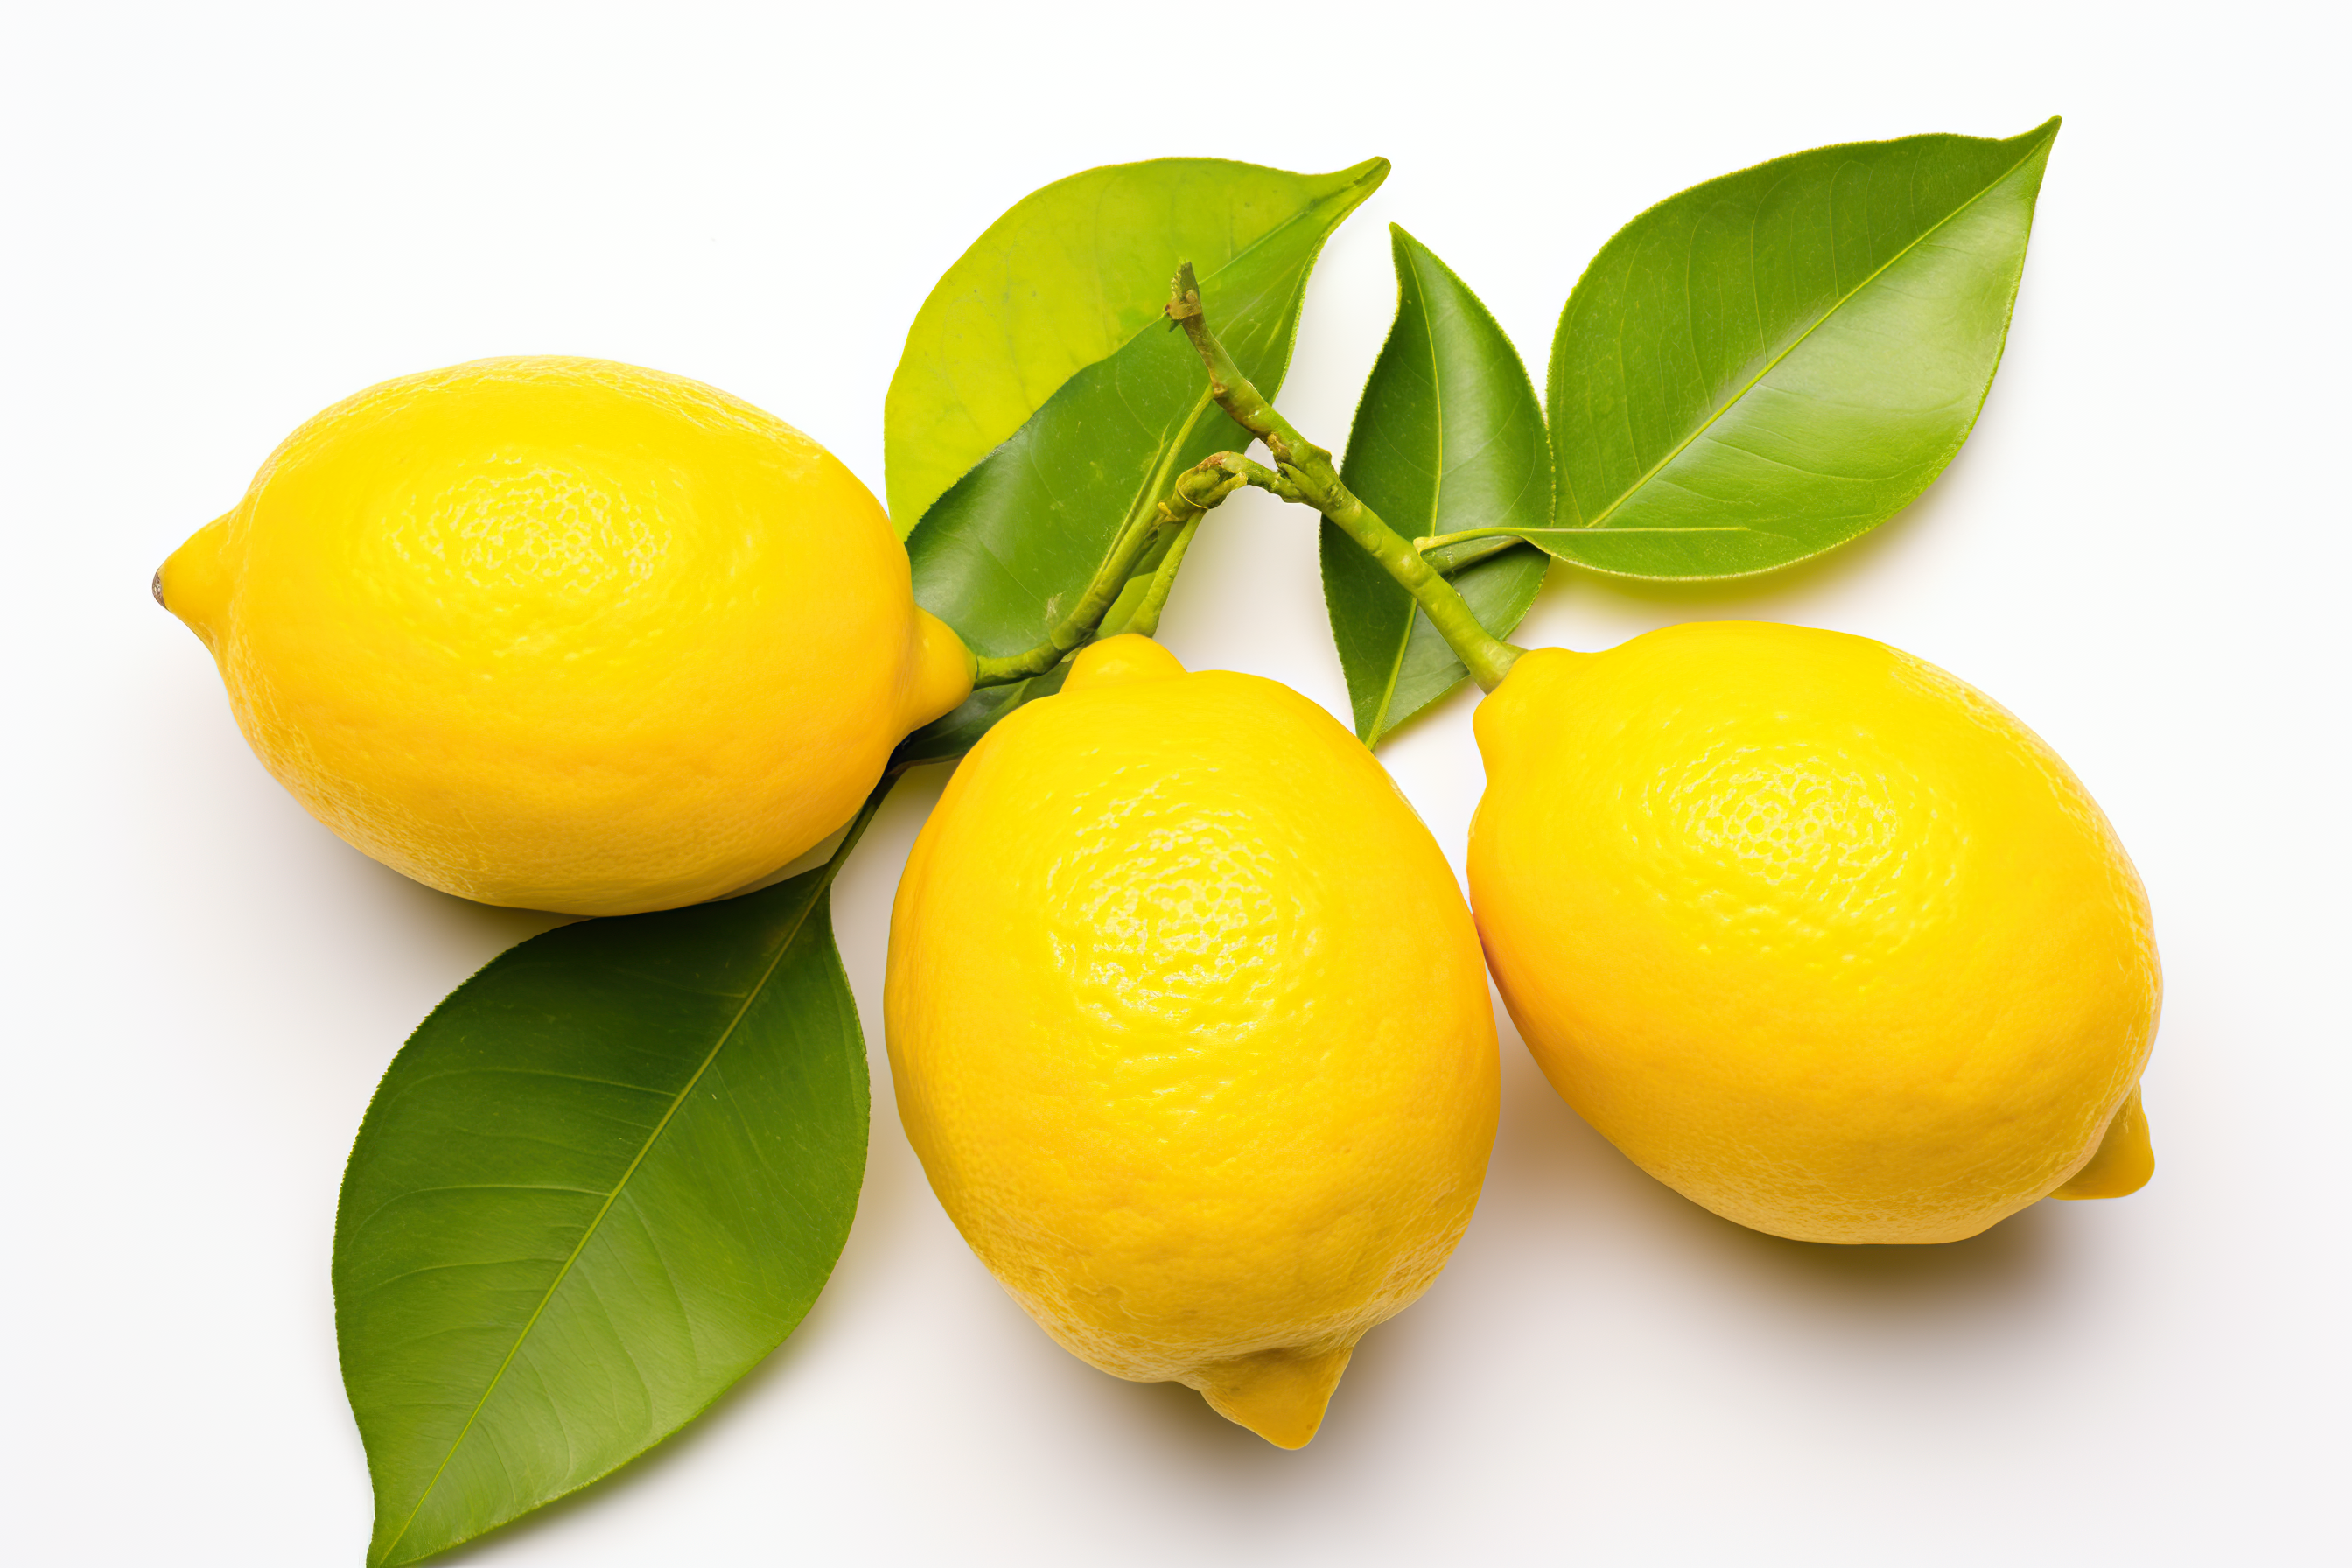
[334,856,869,1565]
[885,157,1387,536]
[1322,225,1552,745]
[1525,118,2058,579]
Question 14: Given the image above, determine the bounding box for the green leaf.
[895,156,1383,760]
[333,857,870,1565]
[885,156,1388,537]
[1322,225,1552,745]
[1523,117,2059,579]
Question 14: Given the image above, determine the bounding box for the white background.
[6,3,2345,1563]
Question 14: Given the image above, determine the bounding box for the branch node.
[1160,255,1526,694]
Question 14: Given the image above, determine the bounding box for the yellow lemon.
[158,357,972,915]
[886,635,1497,1446]
[1468,622,2159,1244]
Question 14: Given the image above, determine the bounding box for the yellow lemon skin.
[1468,623,2159,1246]
[886,636,1498,1447]
[159,357,971,915]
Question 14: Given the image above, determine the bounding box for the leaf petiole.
[1413,527,1521,554]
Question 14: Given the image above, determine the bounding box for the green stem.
[969,503,1173,687]
[966,419,1280,688]
[1122,514,1200,638]
[1186,452,1308,507]
[969,422,1277,684]
[1164,263,1522,691]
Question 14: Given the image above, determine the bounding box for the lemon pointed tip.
[903,607,976,729]
[1191,1344,1354,1449]
[1065,634,1187,693]
[158,513,238,642]
[2053,1085,2153,1200]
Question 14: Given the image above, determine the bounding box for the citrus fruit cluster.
[161,360,2155,1449]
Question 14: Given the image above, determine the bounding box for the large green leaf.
[334,857,869,1565]
[898,157,1383,759]
[885,156,1388,536]
[1322,226,1552,745]
[1524,118,2058,579]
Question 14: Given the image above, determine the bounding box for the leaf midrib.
[1364,248,1445,743]
[372,874,836,1566]
[1576,130,2051,534]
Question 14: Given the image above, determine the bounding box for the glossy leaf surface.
[1323,226,1551,744]
[885,157,1387,536]
[1530,118,2058,579]
[898,157,1382,759]
[334,866,867,1565]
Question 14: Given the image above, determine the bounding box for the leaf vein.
[370,878,836,1564]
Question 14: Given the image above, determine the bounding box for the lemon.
[158,357,972,915]
[1469,622,2159,1245]
[886,635,1497,1446]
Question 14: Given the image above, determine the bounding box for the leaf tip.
[1336,156,1392,196]
[1387,223,1444,276]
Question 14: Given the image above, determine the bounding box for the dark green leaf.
[1322,226,1552,745]
[1524,118,2059,579]
[897,158,1384,760]
[885,157,1388,537]
[334,862,868,1565]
